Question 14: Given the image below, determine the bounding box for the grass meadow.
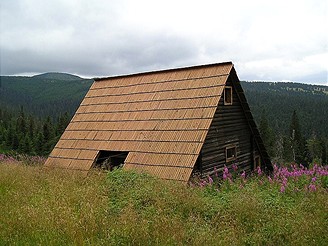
[0,158,327,245]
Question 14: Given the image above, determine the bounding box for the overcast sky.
[0,0,327,85]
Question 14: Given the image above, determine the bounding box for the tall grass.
[0,161,327,245]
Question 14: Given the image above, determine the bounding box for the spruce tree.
[21,135,32,154]
[289,110,306,164]
[321,139,327,165]
[259,110,276,158]
[28,115,35,139]
[16,106,27,136]
[56,112,70,135]
[35,132,45,156]
[42,116,55,154]
[306,134,323,164]
[282,136,293,162]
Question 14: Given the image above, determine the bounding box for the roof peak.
[94,61,233,81]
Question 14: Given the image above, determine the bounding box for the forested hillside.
[241,81,328,138]
[0,74,327,165]
[0,73,93,118]
[241,81,327,164]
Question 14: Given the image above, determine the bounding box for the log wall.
[197,78,259,177]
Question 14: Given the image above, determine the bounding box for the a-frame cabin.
[45,62,272,182]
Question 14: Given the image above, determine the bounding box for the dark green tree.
[321,139,327,165]
[259,110,276,158]
[35,132,45,156]
[27,115,35,139]
[42,116,54,144]
[289,110,306,164]
[16,106,27,136]
[56,112,70,135]
[306,133,322,164]
[21,135,33,154]
[282,136,293,162]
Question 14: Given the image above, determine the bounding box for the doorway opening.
[94,151,129,171]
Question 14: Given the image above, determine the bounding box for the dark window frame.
[225,145,237,162]
[224,86,233,105]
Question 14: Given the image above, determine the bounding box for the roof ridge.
[94,61,233,81]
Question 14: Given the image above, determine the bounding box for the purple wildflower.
[308,183,316,192]
[208,175,213,185]
[223,166,229,180]
[214,167,218,177]
[280,185,285,193]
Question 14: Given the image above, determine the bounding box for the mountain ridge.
[32,72,83,81]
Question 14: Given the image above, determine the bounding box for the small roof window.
[224,86,233,105]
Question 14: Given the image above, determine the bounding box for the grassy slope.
[0,163,327,245]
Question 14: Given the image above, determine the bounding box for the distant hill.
[0,73,93,118]
[32,72,83,81]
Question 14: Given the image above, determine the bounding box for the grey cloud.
[0,0,326,84]
[0,31,199,77]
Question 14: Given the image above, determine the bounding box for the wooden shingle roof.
[45,62,234,181]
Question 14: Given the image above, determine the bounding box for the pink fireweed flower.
[308,184,316,192]
[214,167,218,177]
[257,166,262,176]
[232,163,238,172]
[223,165,230,180]
[268,176,273,183]
[241,171,246,179]
[280,185,285,193]
[282,177,288,187]
[199,180,207,187]
[311,176,317,183]
[208,175,213,184]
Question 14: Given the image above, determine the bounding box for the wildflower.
[282,177,288,187]
[268,176,273,183]
[311,176,317,183]
[241,171,246,179]
[208,175,213,185]
[257,166,262,176]
[199,180,207,187]
[223,166,229,180]
[214,167,218,177]
[308,184,316,192]
[232,163,238,172]
[280,185,285,193]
